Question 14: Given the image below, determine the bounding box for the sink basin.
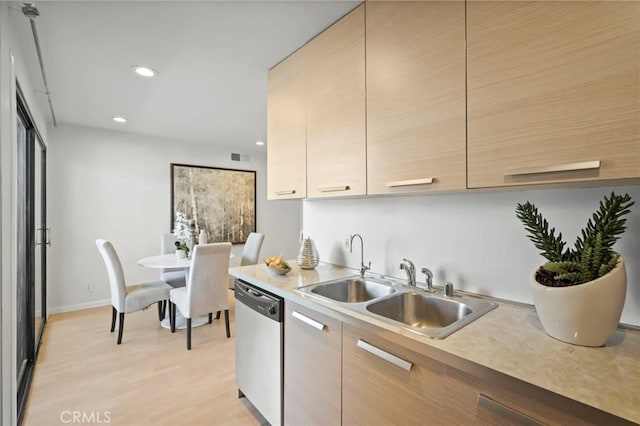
[366,292,498,338]
[308,278,397,303]
[366,292,471,328]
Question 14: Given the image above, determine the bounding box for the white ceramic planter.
[531,257,626,347]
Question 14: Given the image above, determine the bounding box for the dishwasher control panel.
[235,279,283,322]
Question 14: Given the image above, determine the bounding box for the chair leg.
[110,306,117,332]
[187,318,192,350]
[117,312,125,344]
[208,312,213,324]
[170,303,176,333]
[157,301,164,321]
[224,309,230,338]
[215,311,221,320]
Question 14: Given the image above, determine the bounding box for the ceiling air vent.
[231,153,250,162]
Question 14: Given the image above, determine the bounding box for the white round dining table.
[137,252,234,268]
[137,254,194,269]
[137,253,234,330]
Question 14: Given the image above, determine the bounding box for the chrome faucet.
[349,234,370,278]
[400,259,416,286]
[421,267,434,292]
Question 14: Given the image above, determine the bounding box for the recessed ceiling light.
[112,116,127,123]
[131,65,157,78]
[256,141,265,146]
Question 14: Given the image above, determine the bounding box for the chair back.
[95,239,127,311]
[240,232,265,266]
[186,242,232,318]
[161,233,179,273]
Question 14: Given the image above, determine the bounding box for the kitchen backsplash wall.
[48,124,301,313]
[303,185,640,325]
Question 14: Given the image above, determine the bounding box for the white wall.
[1,2,52,423]
[303,185,640,325]
[48,124,301,313]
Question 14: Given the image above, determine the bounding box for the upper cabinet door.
[267,48,308,200]
[467,1,640,189]
[305,5,366,198]
[366,1,466,195]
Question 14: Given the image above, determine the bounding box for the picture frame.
[170,163,256,244]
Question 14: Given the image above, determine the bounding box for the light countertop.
[230,262,640,424]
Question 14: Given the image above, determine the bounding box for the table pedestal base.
[160,311,210,330]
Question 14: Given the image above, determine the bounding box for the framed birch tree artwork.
[171,163,256,244]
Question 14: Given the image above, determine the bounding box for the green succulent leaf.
[515,202,568,262]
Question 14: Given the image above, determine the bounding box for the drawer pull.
[504,160,600,177]
[478,394,542,426]
[292,311,326,331]
[319,185,351,193]
[385,178,434,187]
[357,339,412,371]
[274,189,296,195]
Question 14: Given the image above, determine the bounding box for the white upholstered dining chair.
[169,242,232,350]
[228,232,265,289]
[240,232,265,266]
[95,239,172,344]
[160,233,187,288]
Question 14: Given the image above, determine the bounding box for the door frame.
[15,81,47,425]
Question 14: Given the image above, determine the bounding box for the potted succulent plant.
[515,192,634,347]
[174,241,189,259]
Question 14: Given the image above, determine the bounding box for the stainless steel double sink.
[297,276,497,339]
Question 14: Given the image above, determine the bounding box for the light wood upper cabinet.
[467,1,640,189]
[284,302,342,426]
[305,5,366,198]
[342,323,444,425]
[267,47,307,200]
[366,1,467,195]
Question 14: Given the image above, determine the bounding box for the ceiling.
[12,0,360,150]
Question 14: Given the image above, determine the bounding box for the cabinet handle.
[292,311,326,331]
[36,228,44,246]
[477,394,542,426]
[385,178,434,188]
[274,190,296,195]
[319,185,350,193]
[504,160,600,177]
[45,227,51,246]
[356,339,412,371]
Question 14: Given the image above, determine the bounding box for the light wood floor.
[24,293,268,426]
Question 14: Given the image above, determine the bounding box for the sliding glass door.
[33,122,47,349]
[16,84,48,424]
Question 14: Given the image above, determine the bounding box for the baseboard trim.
[48,299,111,315]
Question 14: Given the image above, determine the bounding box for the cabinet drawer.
[443,366,633,426]
[342,323,443,425]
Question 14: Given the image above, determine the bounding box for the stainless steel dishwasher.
[235,279,283,426]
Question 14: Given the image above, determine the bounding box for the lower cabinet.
[342,324,444,425]
[443,366,630,426]
[282,303,630,425]
[283,301,342,426]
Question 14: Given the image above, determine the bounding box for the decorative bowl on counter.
[265,256,291,275]
[268,264,291,275]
